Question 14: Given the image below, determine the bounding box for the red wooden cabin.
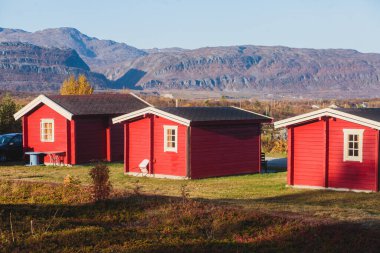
[275,108,380,192]
[14,94,150,165]
[112,107,272,179]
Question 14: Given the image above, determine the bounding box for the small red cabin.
[275,108,380,192]
[112,107,272,179]
[14,94,150,165]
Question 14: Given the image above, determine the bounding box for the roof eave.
[129,92,154,107]
[13,95,73,121]
[274,108,380,130]
[189,118,272,126]
[231,106,273,121]
[112,107,191,126]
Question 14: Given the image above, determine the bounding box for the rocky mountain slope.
[0,42,110,91]
[116,46,380,97]
[1,27,380,97]
[0,27,147,75]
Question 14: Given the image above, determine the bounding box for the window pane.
[349,142,353,149]
[354,135,358,141]
[354,150,359,156]
[164,127,177,151]
[41,121,53,141]
[349,135,353,141]
[348,150,353,156]
[354,142,358,149]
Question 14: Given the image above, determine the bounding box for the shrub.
[62,174,84,203]
[180,183,190,204]
[270,139,287,153]
[89,163,112,201]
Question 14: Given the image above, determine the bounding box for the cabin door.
[293,121,325,187]
[128,118,151,173]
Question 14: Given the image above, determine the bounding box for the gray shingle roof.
[335,108,380,122]
[46,94,149,116]
[158,107,272,122]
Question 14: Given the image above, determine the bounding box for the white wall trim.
[112,107,191,126]
[125,171,189,180]
[290,184,373,193]
[163,125,178,152]
[274,108,380,130]
[14,95,73,120]
[343,129,364,162]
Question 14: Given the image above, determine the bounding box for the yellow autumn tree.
[60,74,94,95]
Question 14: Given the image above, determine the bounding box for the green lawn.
[1,162,379,222]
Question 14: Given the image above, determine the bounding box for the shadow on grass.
[1,193,380,252]
[243,189,378,207]
[210,189,380,224]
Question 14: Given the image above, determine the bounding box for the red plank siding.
[106,121,111,161]
[293,120,325,187]
[128,117,150,173]
[190,124,261,179]
[126,116,187,176]
[75,117,107,163]
[152,116,187,177]
[70,120,76,164]
[24,104,69,164]
[327,118,377,191]
[22,117,28,156]
[124,123,129,173]
[287,127,294,185]
[23,104,125,165]
[376,131,379,192]
[66,120,71,165]
[289,117,379,191]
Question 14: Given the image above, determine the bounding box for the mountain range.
[1,27,380,98]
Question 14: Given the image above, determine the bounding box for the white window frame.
[40,119,54,142]
[343,129,364,162]
[164,125,178,152]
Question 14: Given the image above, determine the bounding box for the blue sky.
[0,0,379,52]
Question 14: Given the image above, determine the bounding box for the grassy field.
[0,162,379,222]
[0,162,379,252]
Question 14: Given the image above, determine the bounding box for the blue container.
[25,152,44,166]
[29,154,40,166]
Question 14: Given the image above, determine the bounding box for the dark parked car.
[0,133,23,162]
